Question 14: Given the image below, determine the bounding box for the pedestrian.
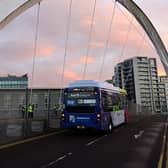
[21,104,26,118]
[53,104,60,116]
[28,104,33,119]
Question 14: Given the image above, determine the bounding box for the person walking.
[28,104,33,119]
[21,104,26,118]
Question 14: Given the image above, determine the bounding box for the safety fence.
[0,89,61,145]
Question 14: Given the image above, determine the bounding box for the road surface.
[0,115,166,168]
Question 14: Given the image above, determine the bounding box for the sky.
[0,0,168,88]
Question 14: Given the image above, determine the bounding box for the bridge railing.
[0,90,61,145]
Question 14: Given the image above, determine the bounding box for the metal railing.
[0,89,61,145]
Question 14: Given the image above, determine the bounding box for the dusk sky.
[0,0,168,88]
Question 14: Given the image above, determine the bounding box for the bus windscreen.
[64,87,98,113]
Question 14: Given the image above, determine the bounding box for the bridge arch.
[116,0,168,74]
[0,0,168,74]
[0,0,41,30]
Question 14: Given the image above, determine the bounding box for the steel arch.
[0,0,41,30]
[0,0,168,74]
[116,0,168,74]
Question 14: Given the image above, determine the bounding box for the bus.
[61,80,128,131]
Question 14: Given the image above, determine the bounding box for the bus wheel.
[108,120,113,132]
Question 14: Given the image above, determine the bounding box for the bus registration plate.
[77,125,85,129]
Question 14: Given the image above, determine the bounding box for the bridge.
[0,0,168,168]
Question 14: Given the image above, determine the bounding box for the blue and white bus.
[61,80,128,131]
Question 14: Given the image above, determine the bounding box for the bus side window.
[112,94,119,111]
[119,95,123,110]
[101,90,113,112]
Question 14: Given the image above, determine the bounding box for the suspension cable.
[114,4,157,89]
[123,32,145,89]
[118,15,133,62]
[111,5,133,88]
[30,2,41,104]
[124,33,146,89]
[59,0,73,106]
[83,0,97,80]
[116,4,155,52]
[98,0,116,81]
[136,33,145,56]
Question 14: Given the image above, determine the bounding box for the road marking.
[42,155,67,168]
[42,152,72,168]
[67,152,72,156]
[0,130,68,150]
[85,135,107,146]
[134,130,144,139]
[157,121,167,168]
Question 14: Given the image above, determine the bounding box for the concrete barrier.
[6,124,22,137]
[31,120,44,132]
[49,118,60,128]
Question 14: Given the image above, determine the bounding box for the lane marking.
[42,152,72,168]
[0,130,68,150]
[134,130,144,139]
[85,135,107,146]
[42,155,67,168]
[67,152,72,156]
[157,119,168,168]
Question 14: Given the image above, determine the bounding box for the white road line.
[55,155,67,162]
[67,152,72,156]
[42,152,72,168]
[134,130,144,139]
[48,161,57,166]
[85,135,107,146]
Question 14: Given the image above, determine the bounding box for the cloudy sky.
[0,0,168,88]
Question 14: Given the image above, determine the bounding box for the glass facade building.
[0,74,28,89]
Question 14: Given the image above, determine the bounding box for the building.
[159,76,168,112]
[113,63,124,88]
[0,74,28,89]
[113,57,161,113]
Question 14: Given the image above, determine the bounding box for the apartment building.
[114,57,161,113]
[159,76,168,112]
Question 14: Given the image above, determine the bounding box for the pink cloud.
[80,16,96,26]
[89,42,104,48]
[64,70,81,80]
[79,56,95,64]
[66,56,95,66]
[37,45,55,57]
[158,68,166,76]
